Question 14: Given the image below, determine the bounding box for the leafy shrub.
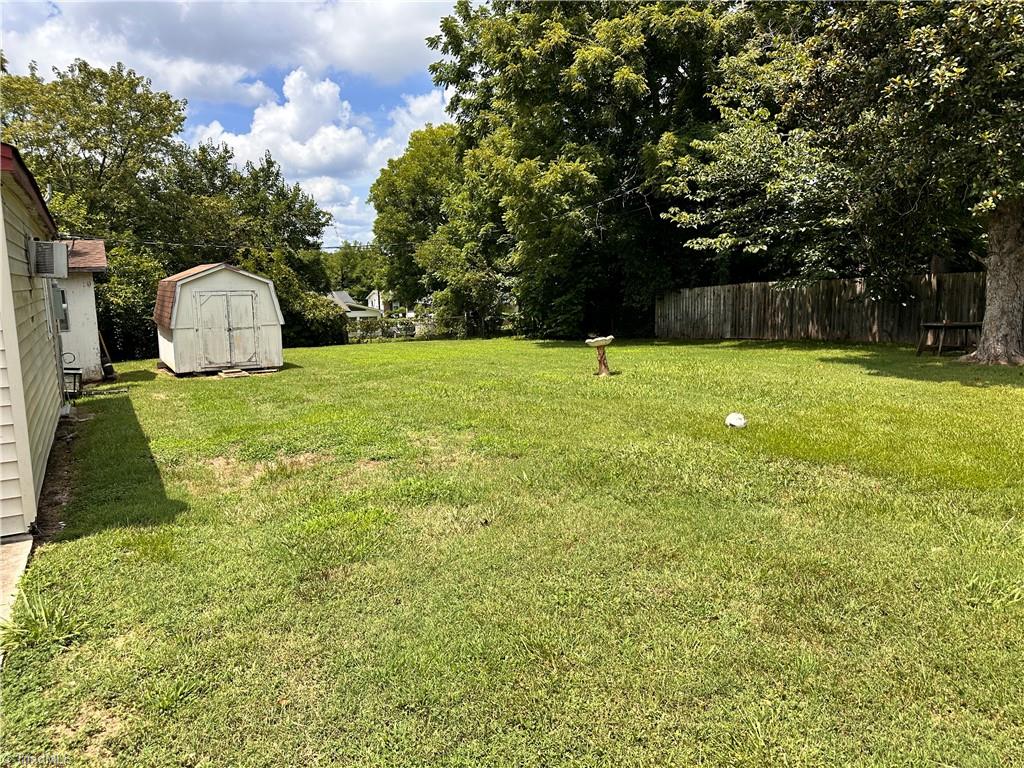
[240,248,347,348]
[283,291,347,348]
[95,244,165,361]
[349,317,382,342]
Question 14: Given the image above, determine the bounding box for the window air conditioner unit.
[30,240,69,279]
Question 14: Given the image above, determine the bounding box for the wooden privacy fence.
[655,272,987,344]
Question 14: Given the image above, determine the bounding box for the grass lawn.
[2,339,1022,766]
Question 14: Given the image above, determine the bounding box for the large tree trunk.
[961,199,1024,365]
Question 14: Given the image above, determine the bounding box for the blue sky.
[2,1,456,244]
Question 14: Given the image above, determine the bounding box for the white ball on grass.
[725,412,747,429]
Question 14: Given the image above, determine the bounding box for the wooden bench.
[917,321,983,356]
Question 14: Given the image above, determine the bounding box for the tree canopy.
[365,0,1024,361]
[368,123,463,306]
[2,59,185,236]
[321,242,387,302]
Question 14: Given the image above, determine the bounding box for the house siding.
[0,328,22,529]
[1,180,63,536]
[57,272,103,382]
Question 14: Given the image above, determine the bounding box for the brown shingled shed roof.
[153,263,230,328]
[60,239,108,272]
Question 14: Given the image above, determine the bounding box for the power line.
[58,234,408,252]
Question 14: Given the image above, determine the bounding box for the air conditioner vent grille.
[30,241,69,279]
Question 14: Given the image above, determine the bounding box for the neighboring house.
[328,290,383,319]
[366,289,393,313]
[0,144,66,538]
[154,263,284,374]
[57,239,107,382]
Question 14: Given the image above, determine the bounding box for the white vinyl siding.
[1,329,23,528]
[1,179,63,536]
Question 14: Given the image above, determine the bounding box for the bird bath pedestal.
[585,336,614,376]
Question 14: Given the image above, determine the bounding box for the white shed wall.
[57,272,103,382]
[157,325,177,373]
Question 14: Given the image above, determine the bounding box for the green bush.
[95,244,165,361]
[349,317,383,342]
[283,291,347,348]
[241,249,347,348]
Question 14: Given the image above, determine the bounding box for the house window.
[57,288,70,332]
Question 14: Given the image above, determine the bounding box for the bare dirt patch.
[277,452,328,471]
[192,451,333,493]
[410,431,488,472]
[352,458,386,475]
[33,415,80,543]
[52,702,126,763]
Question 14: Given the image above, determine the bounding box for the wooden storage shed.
[154,263,284,374]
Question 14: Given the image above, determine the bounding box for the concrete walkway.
[1,534,33,624]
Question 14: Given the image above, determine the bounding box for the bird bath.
[585,335,614,376]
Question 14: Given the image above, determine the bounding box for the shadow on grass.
[116,368,157,382]
[58,392,187,541]
[706,338,1024,387]
[531,337,1024,387]
[819,349,1024,388]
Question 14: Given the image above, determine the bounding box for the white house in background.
[366,289,394,313]
[327,290,383,319]
[57,239,107,382]
[154,263,284,375]
[1,143,66,539]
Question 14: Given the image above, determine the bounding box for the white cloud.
[2,1,450,104]
[191,69,451,245]
[301,177,376,244]
[387,89,454,145]
[192,69,376,178]
[2,2,456,244]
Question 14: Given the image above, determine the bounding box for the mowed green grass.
[2,339,1022,767]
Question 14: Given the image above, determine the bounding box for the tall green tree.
[234,152,330,253]
[417,135,514,334]
[676,1,1023,363]
[322,242,387,299]
[794,1,1024,364]
[1,59,185,235]
[368,123,462,305]
[94,245,166,361]
[657,29,860,285]
[426,0,732,336]
[138,141,241,269]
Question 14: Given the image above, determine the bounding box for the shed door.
[197,292,231,368]
[227,292,258,366]
[196,290,259,369]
